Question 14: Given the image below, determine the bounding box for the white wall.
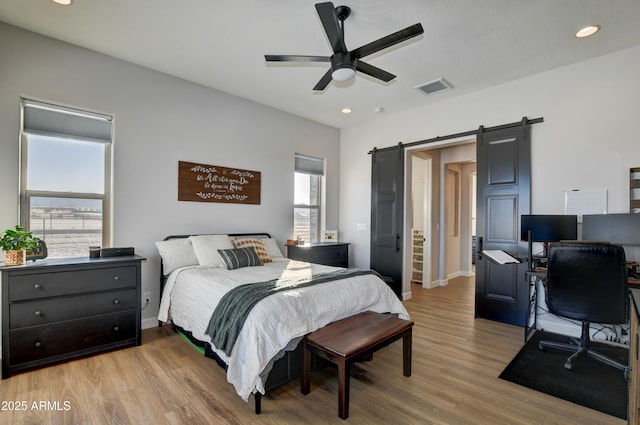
[410,155,424,230]
[0,23,340,329]
[440,144,475,281]
[340,45,640,285]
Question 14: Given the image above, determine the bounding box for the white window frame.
[19,99,113,256]
[294,154,325,244]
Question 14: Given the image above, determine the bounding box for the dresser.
[286,243,349,268]
[1,255,144,378]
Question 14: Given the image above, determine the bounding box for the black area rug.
[499,331,628,420]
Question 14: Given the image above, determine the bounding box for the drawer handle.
[34,284,42,289]
[113,326,120,332]
[34,341,43,348]
[34,310,42,317]
[113,299,120,305]
[113,276,120,281]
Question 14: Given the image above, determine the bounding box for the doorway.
[405,137,476,295]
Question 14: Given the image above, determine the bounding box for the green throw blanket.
[205,268,382,356]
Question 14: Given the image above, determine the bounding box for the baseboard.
[446,270,475,279]
[424,279,439,289]
[447,271,461,280]
[142,317,159,329]
[424,279,448,288]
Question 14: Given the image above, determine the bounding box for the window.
[20,99,112,258]
[294,154,324,244]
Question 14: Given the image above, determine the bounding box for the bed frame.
[158,232,326,414]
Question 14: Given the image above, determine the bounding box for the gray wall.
[0,23,340,329]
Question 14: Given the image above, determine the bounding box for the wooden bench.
[301,311,414,419]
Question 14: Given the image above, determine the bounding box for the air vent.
[415,78,453,96]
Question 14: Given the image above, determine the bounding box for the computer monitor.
[582,213,640,246]
[520,215,578,242]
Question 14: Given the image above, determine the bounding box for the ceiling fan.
[264,2,424,91]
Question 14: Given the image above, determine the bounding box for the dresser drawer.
[10,288,137,329]
[9,311,137,365]
[9,266,137,301]
[288,244,349,267]
[309,245,348,262]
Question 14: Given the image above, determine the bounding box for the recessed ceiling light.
[52,0,72,5]
[373,107,384,113]
[576,25,600,38]
[341,108,352,114]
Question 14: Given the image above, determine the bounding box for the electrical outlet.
[143,292,151,303]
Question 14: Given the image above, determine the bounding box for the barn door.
[475,119,531,325]
[370,146,404,298]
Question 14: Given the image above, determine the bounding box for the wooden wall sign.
[178,161,261,204]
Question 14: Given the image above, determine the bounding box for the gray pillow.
[217,247,263,270]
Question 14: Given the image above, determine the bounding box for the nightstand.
[286,242,349,268]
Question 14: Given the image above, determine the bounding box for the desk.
[524,269,639,343]
[524,269,547,342]
[527,268,640,425]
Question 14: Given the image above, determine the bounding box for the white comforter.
[158,259,409,401]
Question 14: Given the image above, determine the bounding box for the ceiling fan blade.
[356,61,396,82]
[352,23,424,59]
[315,2,347,53]
[265,54,330,62]
[313,69,333,91]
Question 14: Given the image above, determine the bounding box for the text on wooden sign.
[178,161,261,204]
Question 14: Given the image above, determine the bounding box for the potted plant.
[1,225,40,266]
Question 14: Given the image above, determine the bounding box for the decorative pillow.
[262,238,285,259]
[217,247,263,270]
[190,235,234,267]
[155,238,198,275]
[233,238,272,263]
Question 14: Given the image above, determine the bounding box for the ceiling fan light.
[332,67,356,82]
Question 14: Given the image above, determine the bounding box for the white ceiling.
[2,1,640,129]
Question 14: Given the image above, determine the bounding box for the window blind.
[22,99,112,143]
[295,153,324,176]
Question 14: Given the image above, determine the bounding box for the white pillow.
[190,235,234,267]
[262,238,284,259]
[155,238,198,275]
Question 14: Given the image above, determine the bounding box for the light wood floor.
[0,276,625,425]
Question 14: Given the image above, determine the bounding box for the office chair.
[538,242,629,374]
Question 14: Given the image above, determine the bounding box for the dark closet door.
[475,121,531,325]
[370,147,404,298]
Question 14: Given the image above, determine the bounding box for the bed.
[156,232,409,413]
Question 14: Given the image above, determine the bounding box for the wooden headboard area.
[159,232,271,289]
